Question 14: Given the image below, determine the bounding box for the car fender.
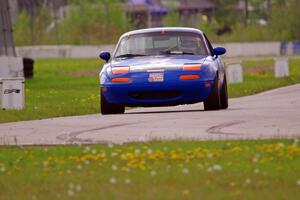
[202,56,218,81]
[99,63,111,84]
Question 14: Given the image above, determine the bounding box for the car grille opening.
[129,90,181,100]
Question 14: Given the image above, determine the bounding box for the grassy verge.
[0,59,102,123]
[228,59,300,97]
[0,139,299,200]
[0,59,299,123]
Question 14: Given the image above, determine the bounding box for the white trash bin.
[0,77,25,110]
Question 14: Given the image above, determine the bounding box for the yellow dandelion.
[182,189,190,196]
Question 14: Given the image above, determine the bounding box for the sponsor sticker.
[4,89,20,94]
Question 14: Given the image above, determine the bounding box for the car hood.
[110,55,207,72]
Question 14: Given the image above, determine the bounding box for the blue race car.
[99,27,228,114]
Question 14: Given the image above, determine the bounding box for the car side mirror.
[213,47,226,57]
[99,52,111,62]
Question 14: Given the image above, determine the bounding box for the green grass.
[0,59,102,123]
[0,139,299,200]
[0,59,300,123]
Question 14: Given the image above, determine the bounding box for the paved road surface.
[1,84,300,146]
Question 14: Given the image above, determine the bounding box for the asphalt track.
[1,84,300,146]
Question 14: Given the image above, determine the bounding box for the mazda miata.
[99,27,227,114]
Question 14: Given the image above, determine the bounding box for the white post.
[226,64,243,83]
[274,58,289,78]
[0,0,25,110]
[0,77,24,110]
[0,56,24,110]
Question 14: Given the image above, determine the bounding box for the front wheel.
[100,90,125,115]
[220,75,228,109]
[204,74,221,111]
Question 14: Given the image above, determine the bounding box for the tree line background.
[12,0,300,46]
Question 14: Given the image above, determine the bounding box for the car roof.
[121,27,204,38]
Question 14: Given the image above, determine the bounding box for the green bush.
[13,12,31,46]
[13,9,53,46]
[217,24,271,42]
[270,0,300,41]
[12,0,300,45]
[13,0,131,46]
[58,0,130,44]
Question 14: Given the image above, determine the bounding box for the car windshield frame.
[113,31,209,59]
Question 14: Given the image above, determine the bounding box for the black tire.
[23,57,34,78]
[24,71,34,78]
[220,75,228,109]
[204,74,221,111]
[100,90,125,115]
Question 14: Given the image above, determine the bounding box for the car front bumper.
[101,80,213,107]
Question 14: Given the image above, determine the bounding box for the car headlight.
[100,73,107,84]
[106,66,112,75]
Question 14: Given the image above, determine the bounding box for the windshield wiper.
[115,54,147,58]
[160,50,195,55]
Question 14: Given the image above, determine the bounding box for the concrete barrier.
[16,45,115,59]
[69,45,115,58]
[15,42,287,58]
[215,42,281,57]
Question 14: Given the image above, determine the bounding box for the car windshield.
[114,31,208,58]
